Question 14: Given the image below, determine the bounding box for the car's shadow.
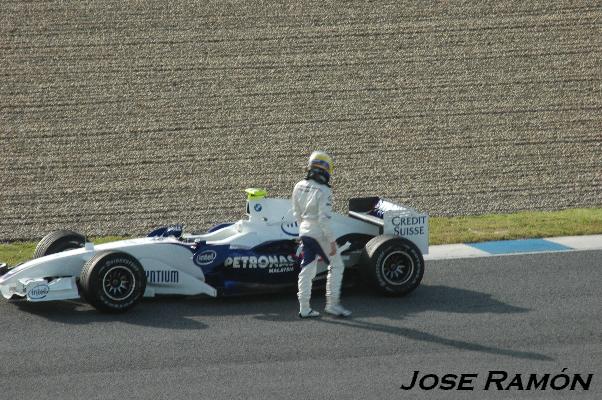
[14,284,525,322]
[13,298,212,330]
[12,283,550,361]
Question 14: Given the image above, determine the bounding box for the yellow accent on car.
[245,188,268,200]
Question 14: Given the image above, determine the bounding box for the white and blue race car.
[0,189,429,312]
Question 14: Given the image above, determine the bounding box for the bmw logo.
[254,203,262,212]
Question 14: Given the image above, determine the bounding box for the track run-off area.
[0,249,599,399]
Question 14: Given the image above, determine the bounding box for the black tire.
[33,230,86,259]
[360,235,424,296]
[79,251,146,313]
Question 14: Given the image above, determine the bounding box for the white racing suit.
[292,178,345,314]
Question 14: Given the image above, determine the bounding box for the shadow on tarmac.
[14,284,524,321]
[257,285,552,362]
[311,316,552,362]
[11,283,551,361]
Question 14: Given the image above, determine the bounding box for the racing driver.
[292,151,352,318]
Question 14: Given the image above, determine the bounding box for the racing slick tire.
[79,251,146,313]
[33,230,86,259]
[360,235,424,296]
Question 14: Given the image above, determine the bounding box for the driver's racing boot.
[325,303,352,318]
[324,254,352,317]
[298,259,320,318]
[299,308,320,318]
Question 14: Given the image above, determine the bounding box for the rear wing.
[348,197,429,254]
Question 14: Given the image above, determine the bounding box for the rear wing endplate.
[349,197,429,254]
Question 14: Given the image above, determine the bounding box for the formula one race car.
[0,189,429,312]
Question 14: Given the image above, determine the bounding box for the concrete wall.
[1,1,600,240]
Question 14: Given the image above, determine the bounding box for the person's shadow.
[255,284,553,362]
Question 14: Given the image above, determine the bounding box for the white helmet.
[307,151,334,176]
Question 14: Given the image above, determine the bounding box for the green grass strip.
[429,208,602,245]
[1,208,601,265]
[0,236,127,266]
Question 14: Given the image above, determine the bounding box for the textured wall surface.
[1,1,601,241]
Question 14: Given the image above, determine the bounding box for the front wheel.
[79,251,147,313]
[360,235,424,296]
[33,230,86,259]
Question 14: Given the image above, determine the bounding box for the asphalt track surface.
[0,250,600,399]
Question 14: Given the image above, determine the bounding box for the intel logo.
[28,283,49,300]
[196,250,217,266]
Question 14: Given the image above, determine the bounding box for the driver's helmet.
[307,151,334,177]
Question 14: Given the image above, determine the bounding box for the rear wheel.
[360,235,424,296]
[79,251,146,313]
[33,230,86,259]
